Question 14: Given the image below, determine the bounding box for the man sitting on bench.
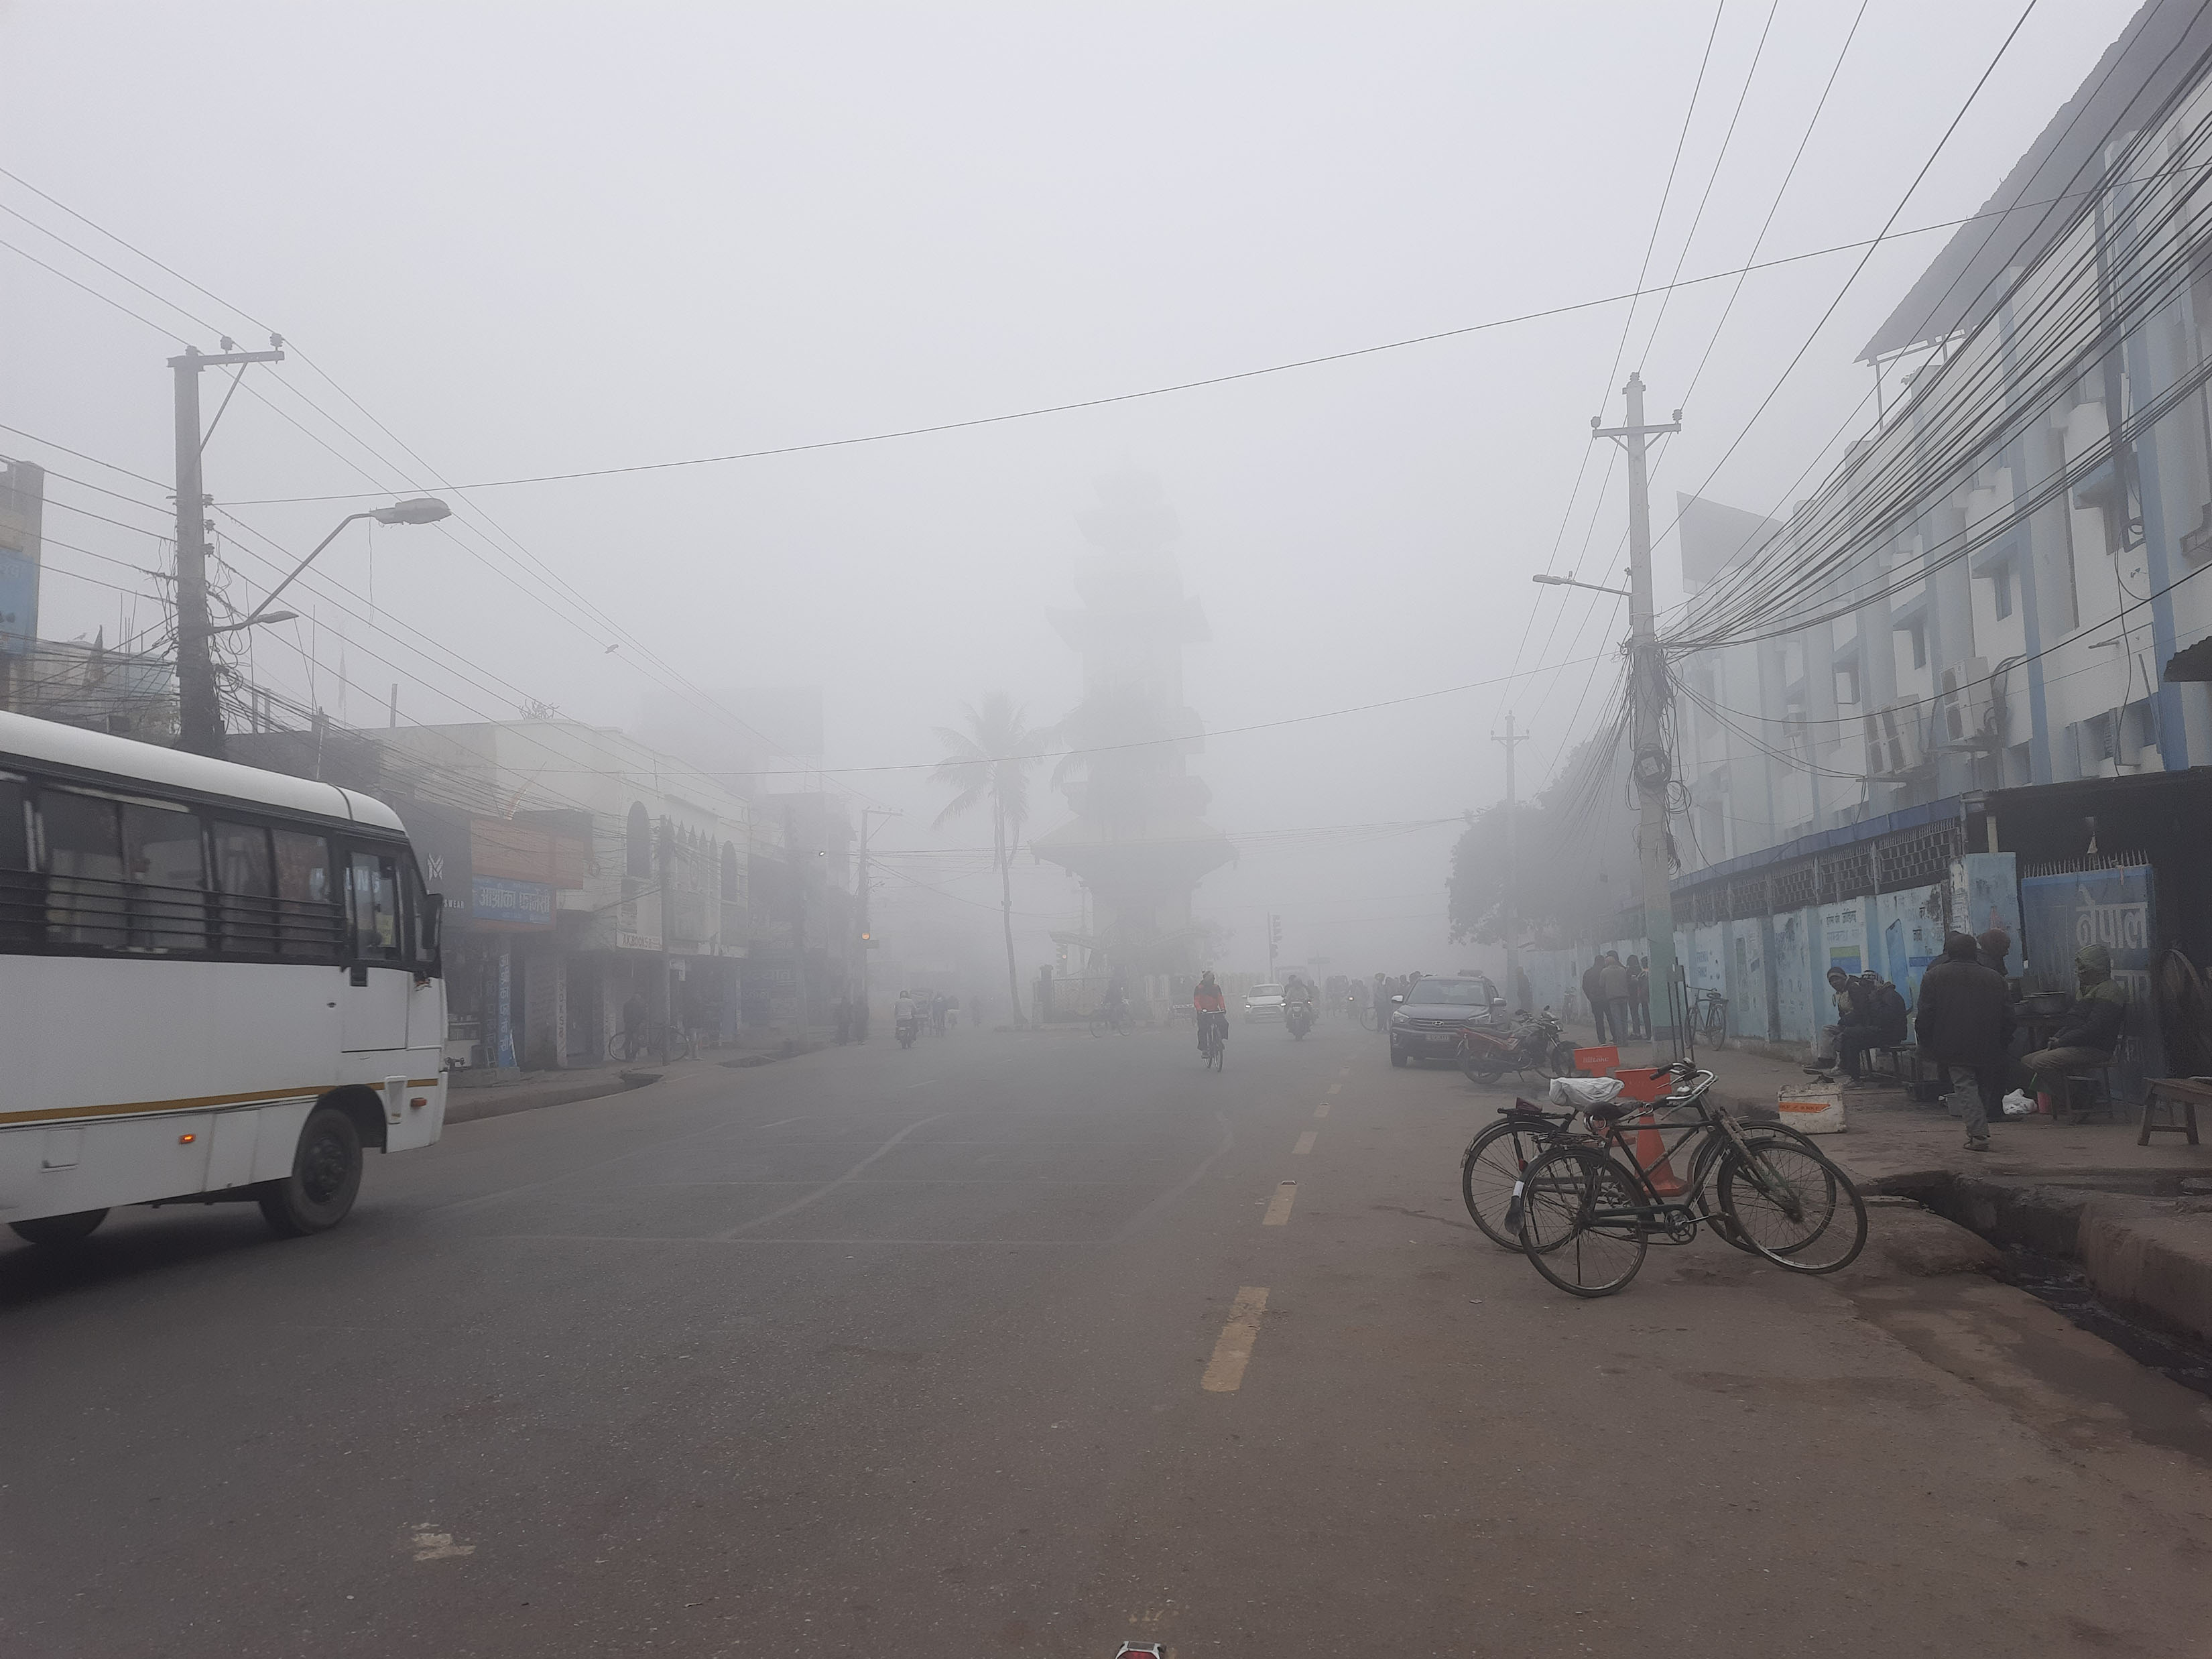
[1841,973,1908,1087]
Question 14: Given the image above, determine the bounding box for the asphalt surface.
[8,1018,2212,1657]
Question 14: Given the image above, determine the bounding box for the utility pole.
[657,814,675,1066]
[171,343,284,757]
[1493,710,1530,1009]
[855,806,901,1041]
[1593,372,1684,1056]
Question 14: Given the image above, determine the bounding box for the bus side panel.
[0,957,341,1122]
[0,1111,216,1217]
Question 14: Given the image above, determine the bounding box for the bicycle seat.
[1583,1097,1642,1123]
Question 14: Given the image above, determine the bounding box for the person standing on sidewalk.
[1599,952,1632,1050]
[1581,959,1610,1044]
[1915,932,2015,1152]
[1625,955,1650,1039]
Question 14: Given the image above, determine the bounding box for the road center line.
[1262,1181,1297,1225]
[1328,1084,1342,1096]
[1313,1101,1331,1119]
[1292,1130,1317,1156]
[1201,1286,1269,1392]
[1337,1068,1350,1079]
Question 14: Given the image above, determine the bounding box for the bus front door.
[343,850,411,1053]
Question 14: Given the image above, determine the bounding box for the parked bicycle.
[1090,996,1132,1038]
[1693,989,1729,1047]
[1459,1079,1833,1253]
[613,1023,696,1063]
[1506,1060,1865,1297]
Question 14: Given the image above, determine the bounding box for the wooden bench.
[2140,1077,2210,1146]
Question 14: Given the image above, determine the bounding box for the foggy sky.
[0,1,2143,979]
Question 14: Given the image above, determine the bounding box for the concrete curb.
[2079,1194,2212,1345]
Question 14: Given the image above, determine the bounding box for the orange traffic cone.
[1633,1111,1687,1196]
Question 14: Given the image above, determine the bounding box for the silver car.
[1243,983,1285,1023]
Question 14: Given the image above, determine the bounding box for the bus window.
[273,829,339,959]
[38,788,126,948]
[347,849,402,963]
[401,854,441,975]
[0,777,32,948]
[122,802,207,951]
[212,820,276,953]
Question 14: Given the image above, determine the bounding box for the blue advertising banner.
[2018,865,2161,1095]
[472,873,555,927]
[0,547,40,657]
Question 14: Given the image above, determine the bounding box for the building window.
[1910,623,1927,670]
[626,802,651,878]
[1993,565,2014,620]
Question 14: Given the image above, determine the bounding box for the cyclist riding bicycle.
[1193,971,1228,1054]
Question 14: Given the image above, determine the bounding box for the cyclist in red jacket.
[1193,971,1228,1053]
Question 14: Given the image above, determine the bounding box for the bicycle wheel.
[1688,1122,1823,1254]
[1460,1117,1556,1250]
[1516,1145,1648,1298]
[1717,1140,1865,1273]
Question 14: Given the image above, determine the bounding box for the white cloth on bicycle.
[1547,1077,1625,1108]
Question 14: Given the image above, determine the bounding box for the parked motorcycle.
[1286,1001,1315,1039]
[1457,1008,1571,1085]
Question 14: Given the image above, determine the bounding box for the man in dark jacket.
[1581,959,1610,1043]
[1976,927,2014,984]
[1837,973,1902,1083]
[2024,943,2130,1097]
[1598,953,1632,1048]
[1916,932,2016,1151]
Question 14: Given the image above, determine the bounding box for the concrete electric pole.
[1592,372,1684,1056]
[1493,710,1530,1009]
[172,343,284,758]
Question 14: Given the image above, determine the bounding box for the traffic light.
[1270,914,1283,948]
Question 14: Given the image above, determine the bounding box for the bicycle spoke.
[1516,1146,1647,1298]
[1718,1143,1866,1274]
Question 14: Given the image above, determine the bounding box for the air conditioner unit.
[1941,656,1993,745]
[1863,701,1924,778]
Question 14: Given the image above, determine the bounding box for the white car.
[1244,983,1285,1022]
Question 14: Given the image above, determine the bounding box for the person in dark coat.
[1976,927,2014,984]
[1625,955,1650,1038]
[1581,959,1610,1043]
[1916,932,2016,1150]
[1598,953,1632,1048]
[1835,973,1895,1083]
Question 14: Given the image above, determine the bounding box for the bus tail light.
[178,1133,196,1144]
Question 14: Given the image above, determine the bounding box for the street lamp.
[208,609,300,636]
[1531,571,1634,599]
[236,497,451,631]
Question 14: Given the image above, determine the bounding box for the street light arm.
[1530,572,1633,599]
[241,511,373,627]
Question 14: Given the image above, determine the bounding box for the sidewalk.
[1561,1018,2212,1343]
[443,1032,833,1124]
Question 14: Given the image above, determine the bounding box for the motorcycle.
[1285,1001,1315,1040]
[897,1016,919,1050]
[1457,1007,1572,1085]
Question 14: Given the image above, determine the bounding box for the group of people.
[1577,952,1652,1044]
[889,988,960,1039]
[1827,926,2130,1153]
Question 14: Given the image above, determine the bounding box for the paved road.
[8,1020,2212,1657]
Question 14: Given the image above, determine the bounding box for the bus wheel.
[258,1105,363,1237]
[9,1209,108,1245]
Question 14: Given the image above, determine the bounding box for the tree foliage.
[1447,734,1640,947]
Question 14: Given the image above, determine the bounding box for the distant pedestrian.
[1599,951,1632,1047]
[1581,959,1610,1044]
[1625,955,1650,1038]
[1916,932,2015,1152]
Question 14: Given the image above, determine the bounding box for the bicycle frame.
[1555,1069,1808,1241]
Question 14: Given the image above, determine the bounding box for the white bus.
[0,710,447,1246]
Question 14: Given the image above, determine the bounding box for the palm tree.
[931,692,1040,1028]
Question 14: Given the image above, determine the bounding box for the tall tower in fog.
[1032,471,1233,975]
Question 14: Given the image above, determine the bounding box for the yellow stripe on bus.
[0,1077,441,1128]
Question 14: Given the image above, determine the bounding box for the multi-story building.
[1529,0,2212,1089]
